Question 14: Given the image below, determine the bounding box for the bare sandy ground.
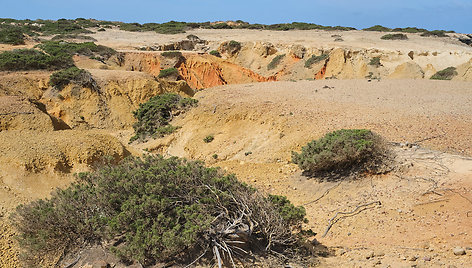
[92,28,472,54]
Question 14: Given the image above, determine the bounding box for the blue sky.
[2,0,471,33]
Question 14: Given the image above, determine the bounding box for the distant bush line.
[0,40,116,71]
[380,33,408,40]
[0,18,457,39]
[362,25,453,37]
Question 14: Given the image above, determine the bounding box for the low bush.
[304,54,329,68]
[430,66,457,80]
[368,56,381,67]
[51,34,97,41]
[392,27,428,33]
[292,129,391,177]
[267,54,285,70]
[0,26,25,45]
[186,34,200,41]
[161,51,182,58]
[219,40,242,56]
[421,30,447,37]
[158,68,179,78]
[49,67,96,90]
[381,33,408,40]
[12,155,309,266]
[203,135,214,143]
[363,25,392,32]
[130,93,197,142]
[39,19,93,35]
[209,50,221,57]
[228,40,241,49]
[37,41,116,60]
[0,49,73,71]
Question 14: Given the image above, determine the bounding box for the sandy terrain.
[91,28,472,54]
[1,27,472,267]
[137,79,472,267]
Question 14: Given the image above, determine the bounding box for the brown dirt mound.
[0,96,55,131]
[0,130,129,173]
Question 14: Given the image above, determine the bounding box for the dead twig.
[414,198,449,206]
[322,201,381,237]
[303,182,341,206]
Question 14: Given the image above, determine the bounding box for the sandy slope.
[137,79,472,267]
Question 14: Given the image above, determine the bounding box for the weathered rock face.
[41,70,194,130]
[454,58,472,81]
[179,55,275,89]
[0,96,55,131]
[0,72,49,99]
[290,45,306,59]
[389,62,425,79]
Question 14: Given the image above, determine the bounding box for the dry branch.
[322,201,381,237]
[303,182,341,206]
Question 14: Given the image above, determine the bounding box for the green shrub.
[267,54,285,70]
[381,33,408,40]
[51,34,97,41]
[0,26,25,45]
[130,93,197,142]
[211,23,232,29]
[212,154,218,159]
[392,27,428,33]
[430,67,458,80]
[49,67,95,90]
[12,155,308,266]
[292,129,391,177]
[209,50,221,57]
[203,135,214,143]
[368,57,381,67]
[304,54,329,68]
[158,68,179,78]
[421,30,447,37]
[161,51,182,58]
[37,41,116,60]
[153,21,187,34]
[363,25,392,32]
[0,49,73,71]
[39,19,93,35]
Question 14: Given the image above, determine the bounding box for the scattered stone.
[422,256,431,261]
[365,251,375,259]
[453,247,466,256]
[409,256,418,261]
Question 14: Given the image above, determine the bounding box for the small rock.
[453,246,466,256]
[365,251,375,259]
[409,256,418,261]
[423,256,431,261]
